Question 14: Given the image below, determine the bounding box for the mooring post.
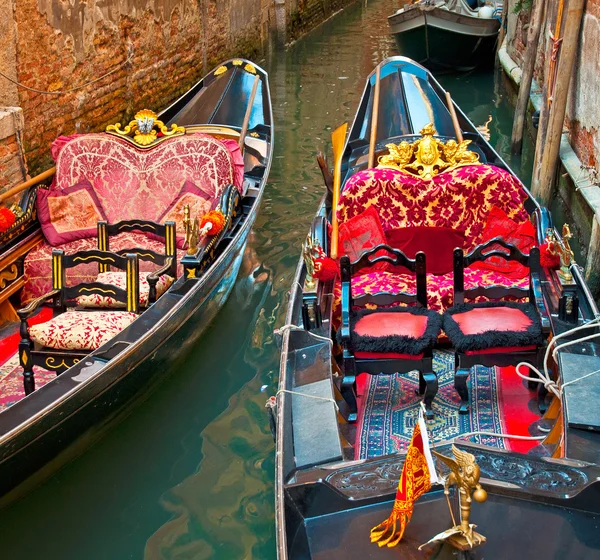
[511,0,546,155]
[532,0,585,206]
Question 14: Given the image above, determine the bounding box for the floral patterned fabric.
[28,310,138,350]
[76,271,174,308]
[52,132,244,224]
[21,232,185,305]
[337,165,529,248]
[332,268,529,328]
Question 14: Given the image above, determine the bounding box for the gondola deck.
[275,57,600,559]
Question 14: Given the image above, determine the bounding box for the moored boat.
[274,57,600,558]
[0,59,273,502]
[389,0,502,71]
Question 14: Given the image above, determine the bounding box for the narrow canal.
[0,1,533,558]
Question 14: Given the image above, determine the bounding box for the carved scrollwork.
[326,446,590,500]
[0,263,19,290]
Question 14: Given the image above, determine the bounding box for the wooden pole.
[511,0,546,155]
[0,166,56,204]
[367,65,381,169]
[238,74,261,152]
[445,91,463,143]
[533,0,585,206]
[330,123,348,260]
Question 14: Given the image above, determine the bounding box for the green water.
[0,2,533,558]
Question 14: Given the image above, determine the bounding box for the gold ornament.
[378,123,480,180]
[106,109,185,147]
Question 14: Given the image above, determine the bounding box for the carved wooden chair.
[17,250,140,395]
[339,245,443,421]
[443,238,549,413]
[93,219,177,307]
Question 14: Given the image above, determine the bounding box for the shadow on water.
[0,0,534,558]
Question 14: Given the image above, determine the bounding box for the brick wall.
[506,0,600,170]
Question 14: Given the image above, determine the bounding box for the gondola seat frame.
[17,249,140,395]
[339,245,442,421]
[443,238,549,413]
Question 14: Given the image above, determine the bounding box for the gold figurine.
[420,445,488,551]
[545,224,575,283]
[183,204,200,256]
[302,234,319,291]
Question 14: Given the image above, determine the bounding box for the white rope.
[276,388,339,411]
[515,316,600,400]
[453,430,545,442]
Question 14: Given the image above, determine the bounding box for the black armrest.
[17,289,60,320]
[311,215,329,256]
[146,258,174,304]
[533,207,553,245]
[531,271,551,333]
[340,257,352,344]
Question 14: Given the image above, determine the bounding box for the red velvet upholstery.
[338,206,387,268]
[452,306,533,335]
[354,311,428,338]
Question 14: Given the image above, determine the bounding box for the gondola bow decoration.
[370,410,438,547]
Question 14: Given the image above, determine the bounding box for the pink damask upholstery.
[52,133,244,224]
[336,165,529,248]
[22,232,185,305]
[331,268,529,328]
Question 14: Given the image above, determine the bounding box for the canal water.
[0,1,533,558]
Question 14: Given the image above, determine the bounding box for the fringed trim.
[370,507,413,548]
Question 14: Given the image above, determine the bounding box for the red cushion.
[453,306,533,335]
[354,311,428,338]
[385,226,465,275]
[36,180,107,246]
[470,206,536,280]
[355,351,424,360]
[338,206,387,270]
[465,345,537,356]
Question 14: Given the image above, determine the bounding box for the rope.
[274,323,333,346]
[276,388,339,411]
[547,0,566,106]
[0,54,132,96]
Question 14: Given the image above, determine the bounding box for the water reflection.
[0,0,533,558]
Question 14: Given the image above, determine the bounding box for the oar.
[330,122,348,260]
[238,74,261,153]
[445,91,464,144]
[0,166,56,204]
[367,64,382,169]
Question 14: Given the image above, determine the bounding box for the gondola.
[388,0,501,71]
[274,57,600,559]
[0,59,272,501]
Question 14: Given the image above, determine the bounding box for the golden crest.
[106,109,185,147]
[214,65,228,76]
[244,63,256,74]
[377,123,480,180]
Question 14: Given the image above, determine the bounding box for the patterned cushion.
[36,180,107,246]
[76,271,174,308]
[28,310,137,350]
[21,232,185,305]
[51,133,244,224]
[332,268,530,328]
[337,165,529,248]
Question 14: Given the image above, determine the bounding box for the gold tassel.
[370,506,411,547]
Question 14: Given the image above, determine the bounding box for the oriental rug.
[355,351,540,459]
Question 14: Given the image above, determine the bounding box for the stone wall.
[506,0,600,170]
[0,108,27,197]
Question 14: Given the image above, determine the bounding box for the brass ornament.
[244,63,257,74]
[0,263,19,290]
[420,445,487,551]
[183,204,200,256]
[232,59,243,66]
[377,123,480,180]
[106,109,185,147]
[301,234,324,291]
[545,225,575,283]
[214,65,228,76]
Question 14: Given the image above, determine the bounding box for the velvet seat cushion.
[76,271,174,308]
[442,301,544,353]
[21,232,186,305]
[28,310,138,351]
[346,306,442,356]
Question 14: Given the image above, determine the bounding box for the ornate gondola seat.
[17,250,140,395]
[22,125,244,304]
[339,247,442,421]
[442,240,548,413]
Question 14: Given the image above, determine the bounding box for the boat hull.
[389,7,500,71]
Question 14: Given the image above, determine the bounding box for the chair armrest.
[340,257,352,344]
[531,271,551,333]
[146,258,174,304]
[17,289,60,320]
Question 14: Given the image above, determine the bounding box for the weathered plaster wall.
[0,108,28,196]
[506,0,600,170]
[0,0,20,106]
